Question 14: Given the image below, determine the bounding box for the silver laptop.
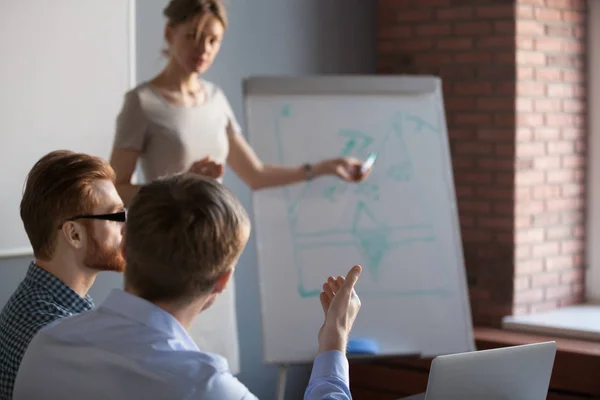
[402,341,557,400]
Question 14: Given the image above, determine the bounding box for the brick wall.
[513,0,587,315]
[377,0,587,325]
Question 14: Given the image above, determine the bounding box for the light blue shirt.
[13,289,351,400]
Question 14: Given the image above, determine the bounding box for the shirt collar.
[24,262,94,311]
[100,288,198,351]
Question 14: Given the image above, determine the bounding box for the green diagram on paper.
[273,104,449,298]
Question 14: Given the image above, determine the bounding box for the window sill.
[502,304,600,342]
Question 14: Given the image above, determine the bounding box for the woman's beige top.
[112,79,243,374]
[113,80,241,181]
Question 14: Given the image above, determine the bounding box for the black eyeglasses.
[58,210,127,229]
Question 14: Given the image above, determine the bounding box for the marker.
[361,152,377,174]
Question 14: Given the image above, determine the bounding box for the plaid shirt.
[0,262,94,400]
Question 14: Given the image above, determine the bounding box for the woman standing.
[109,0,368,374]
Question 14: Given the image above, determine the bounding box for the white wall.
[586,0,600,302]
[0,1,375,399]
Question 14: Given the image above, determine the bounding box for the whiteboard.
[0,0,135,257]
[244,75,475,364]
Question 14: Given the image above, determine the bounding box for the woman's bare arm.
[109,148,142,206]
[226,131,329,190]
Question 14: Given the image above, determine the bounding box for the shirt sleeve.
[112,90,148,151]
[304,351,351,400]
[216,87,242,136]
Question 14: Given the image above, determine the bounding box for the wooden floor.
[349,327,600,399]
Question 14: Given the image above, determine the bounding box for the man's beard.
[82,224,126,273]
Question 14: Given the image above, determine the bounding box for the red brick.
[516,37,534,50]
[416,23,452,36]
[573,25,585,39]
[547,141,574,155]
[437,38,473,50]
[477,97,514,111]
[545,286,571,300]
[516,159,534,171]
[517,21,545,36]
[546,197,582,212]
[547,83,577,97]
[561,154,585,168]
[545,114,574,127]
[546,226,572,240]
[516,112,544,127]
[455,82,493,95]
[514,288,544,304]
[436,7,473,20]
[515,216,532,229]
[515,186,532,202]
[517,81,545,96]
[460,172,494,185]
[516,127,533,141]
[477,128,514,141]
[493,202,513,216]
[517,142,545,157]
[455,21,493,35]
[454,52,492,64]
[517,67,534,79]
[562,10,585,24]
[560,268,584,284]
[516,98,533,112]
[562,182,584,198]
[562,69,584,83]
[495,52,516,64]
[531,272,561,287]
[478,36,515,49]
[518,0,546,5]
[546,25,574,37]
[477,5,513,18]
[562,39,584,54]
[533,212,560,226]
[533,128,560,141]
[515,170,545,186]
[535,68,562,82]
[515,276,531,291]
[516,259,544,275]
[561,211,584,224]
[515,228,545,244]
[414,53,454,65]
[534,99,561,113]
[545,255,574,271]
[454,113,493,126]
[535,7,563,22]
[495,21,515,34]
[561,239,584,255]
[533,156,561,169]
[515,245,533,260]
[532,242,560,258]
[535,38,564,52]
[547,54,583,69]
[562,99,585,113]
[478,216,513,230]
[516,5,534,18]
[545,0,585,10]
[547,169,575,183]
[462,229,493,243]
